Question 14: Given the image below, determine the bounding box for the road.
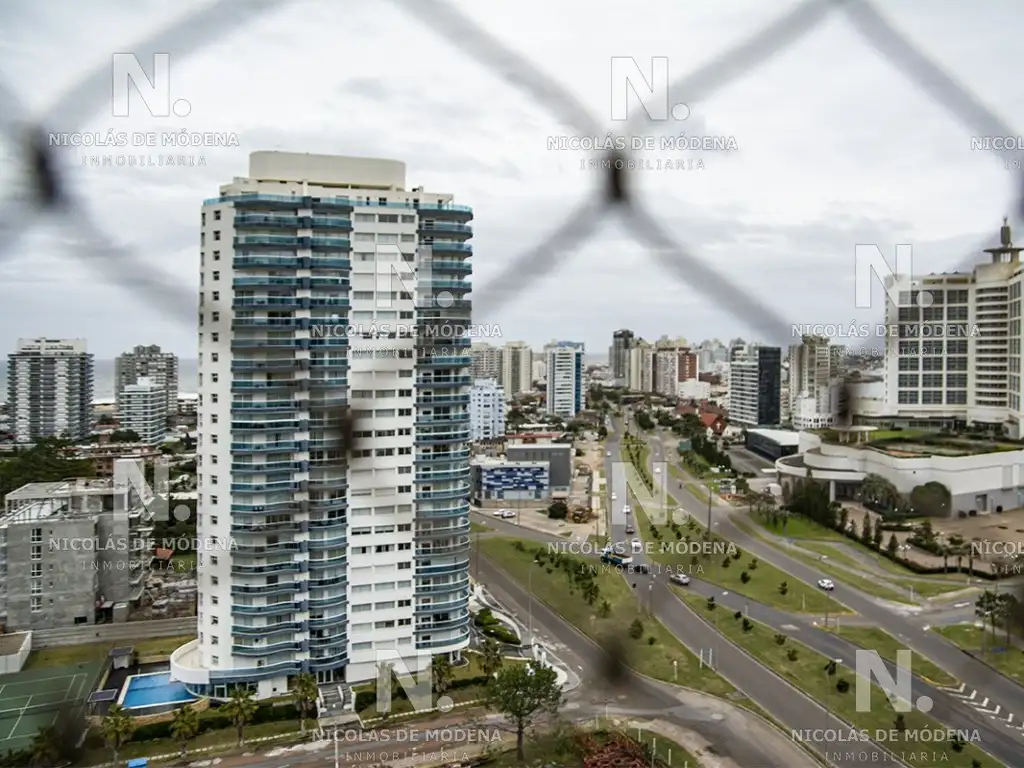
[628,421,1024,750]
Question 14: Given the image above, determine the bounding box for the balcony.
[233,255,301,269]
[417,501,470,519]
[417,376,472,388]
[425,241,472,254]
[230,400,296,412]
[427,259,472,274]
[415,413,470,425]
[416,629,471,651]
[416,355,472,368]
[416,484,470,501]
[418,222,472,235]
[231,441,302,452]
[233,297,306,310]
[231,601,301,616]
[416,394,470,407]
[230,561,301,575]
[232,641,302,656]
[310,237,351,250]
[417,559,470,577]
[234,213,301,228]
[231,582,301,597]
[232,620,303,636]
[234,235,302,248]
[310,216,352,231]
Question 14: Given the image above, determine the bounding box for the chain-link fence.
[1,0,1022,346]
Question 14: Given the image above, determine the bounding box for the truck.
[601,550,633,566]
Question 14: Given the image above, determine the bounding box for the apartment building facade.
[609,329,634,387]
[120,377,168,445]
[728,345,782,427]
[115,344,180,415]
[171,152,472,700]
[469,379,506,441]
[7,338,94,443]
[788,335,841,429]
[544,341,585,418]
[470,343,502,381]
[501,341,533,396]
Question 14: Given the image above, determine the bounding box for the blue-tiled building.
[470,458,549,502]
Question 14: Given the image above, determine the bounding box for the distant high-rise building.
[501,341,532,396]
[470,343,502,381]
[7,338,94,443]
[115,344,179,415]
[119,377,168,445]
[609,329,634,387]
[728,345,782,427]
[788,336,841,429]
[544,341,585,418]
[628,339,654,393]
[172,151,472,700]
[470,379,506,441]
[531,358,547,383]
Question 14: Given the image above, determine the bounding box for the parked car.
[670,573,691,586]
[817,578,835,591]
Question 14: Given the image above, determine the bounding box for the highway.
[626,420,1024,758]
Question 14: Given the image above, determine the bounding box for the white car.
[500,509,516,519]
[670,573,691,586]
[606,451,612,457]
[654,467,661,474]
[817,578,835,591]
[631,539,643,553]
[611,493,617,501]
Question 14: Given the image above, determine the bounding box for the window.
[213,230,221,241]
[379,214,399,223]
[212,271,220,281]
[31,563,41,577]
[31,545,41,561]
[211,616,219,625]
[354,232,375,242]
[398,561,411,570]
[401,233,415,242]
[354,214,375,223]
[401,215,415,223]
[214,210,222,220]
[30,527,42,543]
[30,597,41,612]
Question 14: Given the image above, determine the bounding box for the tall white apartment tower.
[544,341,585,418]
[469,379,506,441]
[788,335,841,429]
[172,152,473,700]
[7,338,94,443]
[120,377,168,445]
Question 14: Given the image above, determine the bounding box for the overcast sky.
[0,0,1021,359]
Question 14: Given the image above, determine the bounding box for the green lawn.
[82,719,305,764]
[634,505,846,614]
[933,625,1024,685]
[479,536,739,700]
[679,594,1003,768]
[753,513,847,542]
[826,626,958,687]
[471,521,490,533]
[797,542,967,598]
[23,634,196,669]
[783,548,912,603]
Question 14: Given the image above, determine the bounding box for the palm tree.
[170,705,200,760]
[29,725,60,767]
[222,686,258,747]
[480,639,504,679]
[100,704,135,767]
[292,673,320,735]
[432,655,455,700]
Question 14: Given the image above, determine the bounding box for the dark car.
[624,524,635,535]
[629,563,650,575]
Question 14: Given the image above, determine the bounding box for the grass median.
[826,626,958,687]
[933,624,1024,685]
[678,592,1004,768]
[798,542,967,598]
[478,536,737,699]
[633,504,847,614]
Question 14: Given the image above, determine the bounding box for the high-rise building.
[500,341,532,396]
[653,349,679,396]
[609,329,634,387]
[728,345,782,427]
[7,338,94,443]
[531,358,547,383]
[119,377,168,445]
[171,152,472,700]
[628,340,654,392]
[882,219,1023,434]
[469,379,506,441]
[470,343,502,381]
[544,341,585,418]
[115,344,179,415]
[788,335,841,429]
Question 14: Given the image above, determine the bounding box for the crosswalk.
[940,682,1024,734]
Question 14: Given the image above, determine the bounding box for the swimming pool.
[120,672,197,711]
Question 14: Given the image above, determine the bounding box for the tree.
[223,686,258,746]
[547,500,569,520]
[872,523,884,550]
[887,533,899,558]
[29,726,61,767]
[486,661,564,762]
[909,482,952,518]
[0,437,96,499]
[860,512,872,546]
[170,705,200,760]
[291,673,320,735]
[100,704,135,766]
[108,429,141,442]
[628,619,644,639]
[432,655,455,698]
[481,639,504,678]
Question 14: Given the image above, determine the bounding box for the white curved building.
[775,429,1024,514]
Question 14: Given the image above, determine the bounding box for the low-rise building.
[0,462,156,630]
[470,457,550,506]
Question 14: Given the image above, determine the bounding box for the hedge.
[354,674,491,712]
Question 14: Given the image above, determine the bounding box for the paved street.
[625,422,1024,759]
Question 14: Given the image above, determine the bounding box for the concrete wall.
[0,632,31,674]
[5,518,97,631]
[30,617,196,648]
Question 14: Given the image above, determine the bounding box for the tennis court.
[0,660,103,754]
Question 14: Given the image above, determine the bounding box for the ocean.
[0,359,200,400]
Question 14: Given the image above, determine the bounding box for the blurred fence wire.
[0,0,1022,345]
